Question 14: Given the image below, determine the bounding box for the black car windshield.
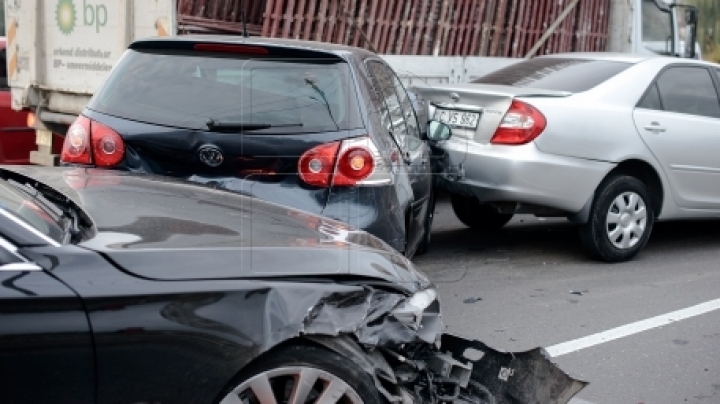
[87,49,363,133]
[0,180,64,243]
[472,58,632,93]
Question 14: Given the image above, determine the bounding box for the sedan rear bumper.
[439,139,614,213]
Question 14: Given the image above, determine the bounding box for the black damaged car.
[0,166,585,404]
[60,36,435,257]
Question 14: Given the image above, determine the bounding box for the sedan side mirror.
[427,120,453,142]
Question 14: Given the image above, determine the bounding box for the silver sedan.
[418,53,720,262]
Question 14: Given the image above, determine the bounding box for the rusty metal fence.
[177,0,266,35]
[178,0,611,57]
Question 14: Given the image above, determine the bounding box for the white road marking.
[546,297,720,357]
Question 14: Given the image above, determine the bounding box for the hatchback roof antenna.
[241,1,249,38]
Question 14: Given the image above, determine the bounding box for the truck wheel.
[220,344,383,404]
[451,194,513,230]
[579,175,654,262]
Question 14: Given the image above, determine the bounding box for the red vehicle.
[0,37,36,164]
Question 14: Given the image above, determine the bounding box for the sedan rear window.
[88,49,363,133]
[472,58,632,92]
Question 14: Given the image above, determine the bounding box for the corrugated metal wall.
[178,0,611,56]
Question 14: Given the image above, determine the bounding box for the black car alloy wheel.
[220,344,383,404]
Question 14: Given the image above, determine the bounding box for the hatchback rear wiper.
[206,119,303,132]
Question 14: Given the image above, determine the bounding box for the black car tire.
[220,343,383,404]
[415,191,436,256]
[451,194,513,230]
[579,175,654,262]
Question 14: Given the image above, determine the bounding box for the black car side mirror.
[427,120,453,142]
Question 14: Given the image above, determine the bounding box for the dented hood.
[1,166,428,291]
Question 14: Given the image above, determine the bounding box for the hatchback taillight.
[298,141,341,187]
[298,137,391,188]
[61,116,125,167]
[490,99,547,145]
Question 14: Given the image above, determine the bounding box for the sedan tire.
[451,194,513,231]
[220,343,383,404]
[579,175,654,262]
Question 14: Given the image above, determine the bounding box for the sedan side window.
[637,83,663,110]
[656,67,720,119]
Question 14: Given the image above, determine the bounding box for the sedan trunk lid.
[417,84,570,144]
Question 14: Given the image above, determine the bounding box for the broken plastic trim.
[299,286,587,404]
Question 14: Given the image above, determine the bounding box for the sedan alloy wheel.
[606,191,647,250]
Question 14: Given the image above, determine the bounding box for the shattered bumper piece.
[300,287,586,403]
[440,334,587,404]
[310,333,586,404]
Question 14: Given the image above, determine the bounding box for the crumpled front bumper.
[300,287,586,404]
[309,334,586,404]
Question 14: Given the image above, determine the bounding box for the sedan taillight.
[490,99,547,145]
[62,116,125,167]
[298,136,391,188]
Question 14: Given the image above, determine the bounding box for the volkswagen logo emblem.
[198,145,224,167]
[449,92,460,102]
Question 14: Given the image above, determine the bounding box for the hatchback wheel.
[451,194,513,230]
[220,344,383,404]
[579,175,654,262]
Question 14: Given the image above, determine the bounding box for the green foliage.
[685,0,720,61]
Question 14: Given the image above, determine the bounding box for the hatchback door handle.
[644,122,666,133]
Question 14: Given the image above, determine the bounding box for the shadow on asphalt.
[420,210,720,265]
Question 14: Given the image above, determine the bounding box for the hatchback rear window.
[87,49,363,133]
[472,58,632,92]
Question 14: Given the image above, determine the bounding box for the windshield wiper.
[206,119,303,132]
[305,77,340,131]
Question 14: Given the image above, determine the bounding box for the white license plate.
[434,109,480,129]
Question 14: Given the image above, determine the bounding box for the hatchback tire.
[415,192,436,256]
[451,194,513,230]
[579,175,654,262]
[220,343,383,404]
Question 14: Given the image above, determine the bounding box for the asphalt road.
[414,194,720,404]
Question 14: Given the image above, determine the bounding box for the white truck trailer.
[386,0,699,86]
[3,0,176,165]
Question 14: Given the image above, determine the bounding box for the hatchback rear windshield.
[88,49,363,133]
[472,58,632,92]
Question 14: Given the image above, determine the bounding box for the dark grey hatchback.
[60,36,434,257]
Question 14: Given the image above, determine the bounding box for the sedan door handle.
[644,122,666,133]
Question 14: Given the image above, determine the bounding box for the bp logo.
[56,0,77,35]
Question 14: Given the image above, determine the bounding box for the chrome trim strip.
[670,164,720,174]
[0,236,18,253]
[0,235,42,271]
[0,208,61,247]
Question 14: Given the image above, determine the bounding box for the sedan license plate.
[434,108,480,129]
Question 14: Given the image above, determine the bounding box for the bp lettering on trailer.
[56,0,108,35]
